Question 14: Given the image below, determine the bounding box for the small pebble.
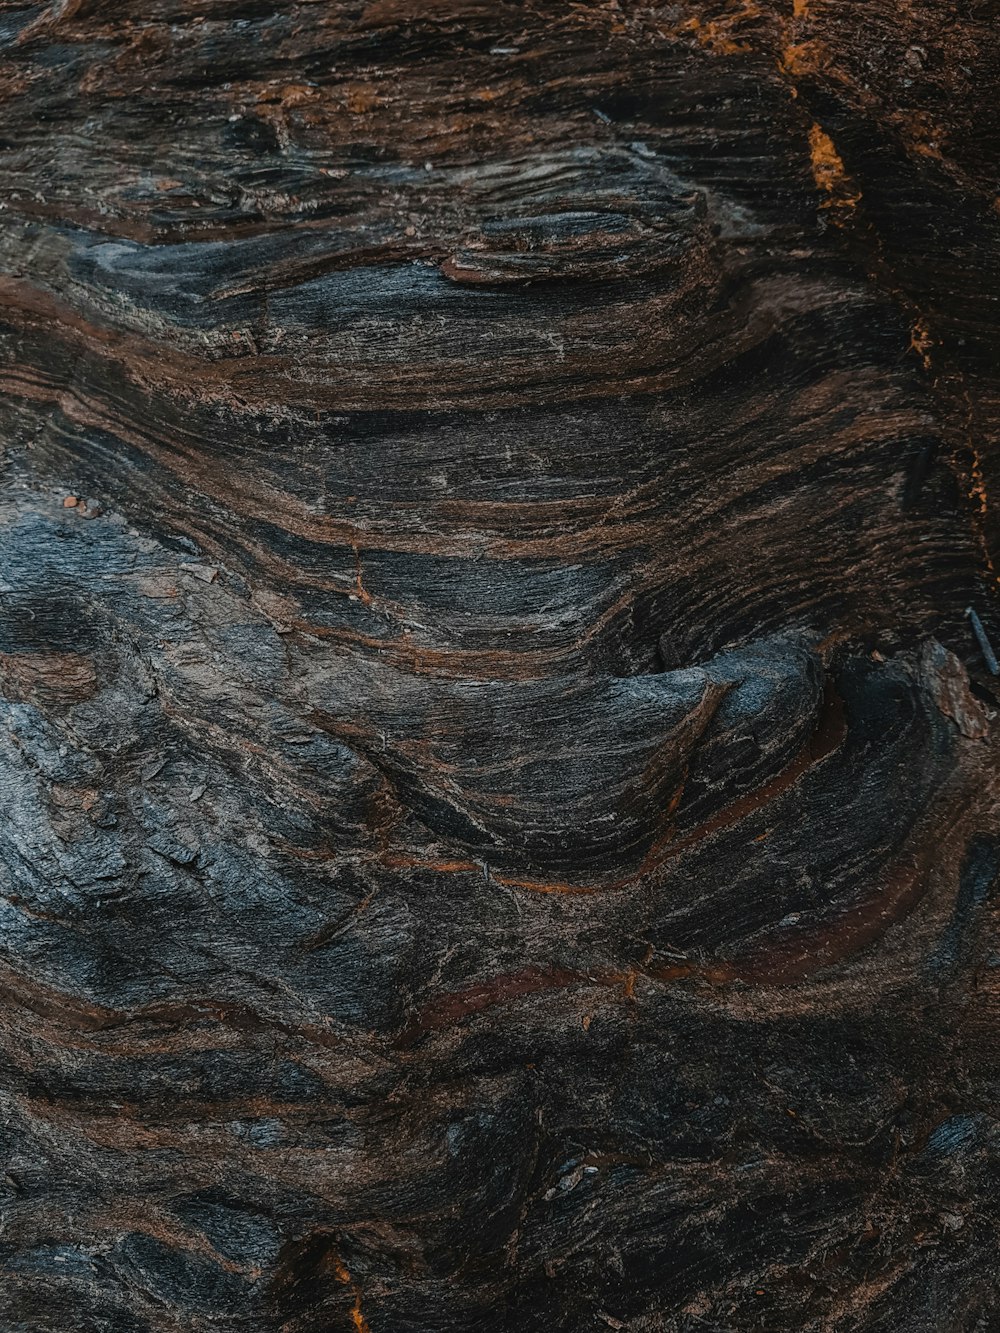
[62,496,78,507]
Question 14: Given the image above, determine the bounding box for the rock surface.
[1,2,1000,1330]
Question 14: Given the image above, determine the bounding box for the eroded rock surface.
[2,3,1000,1330]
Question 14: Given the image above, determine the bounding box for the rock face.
[1,3,1000,1331]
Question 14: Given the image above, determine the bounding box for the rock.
[1,4,999,1331]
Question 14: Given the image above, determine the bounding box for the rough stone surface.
[1,3,1000,1330]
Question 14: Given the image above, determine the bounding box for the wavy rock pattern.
[1,3,1000,1330]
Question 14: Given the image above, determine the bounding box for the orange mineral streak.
[326,1252,372,1333]
[679,0,760,56]
[779,40,827,78]
[807,124,861,211]
[352,1300,372,1333]
[910,318,934,372]
[776,0,828,87]
[965,443,998,584]
[329,1256,353,1284]
[969,448,990,518]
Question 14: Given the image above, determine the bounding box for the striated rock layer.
[1,2,1000,1330]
